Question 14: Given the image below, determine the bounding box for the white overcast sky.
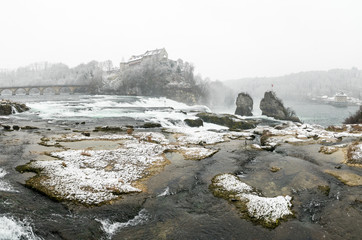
[0,0,361,80]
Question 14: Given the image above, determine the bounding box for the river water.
[0,94,361,239]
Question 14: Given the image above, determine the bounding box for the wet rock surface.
[346,141,362,167]
[1,112,362,239]
[184,118,203,127]
[235,92,253,116]
[209,173,293,228]
[196,112,256,130]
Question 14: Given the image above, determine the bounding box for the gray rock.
[235,92,253,116]
[184,118,203,127]
[142,122,162,128]
[0,100,29,115]
[2,125,11,131]
[259,91,301,122]
[196,112,256,130]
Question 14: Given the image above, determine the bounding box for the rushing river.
[3,94,359,126]
[0,94,361,239]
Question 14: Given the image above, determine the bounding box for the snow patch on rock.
[213,174,253,193]
[211,173,293,227]
[242,194,292,223]
[30,139,167,205]
[351,143,362,161]
[177,146,218,160]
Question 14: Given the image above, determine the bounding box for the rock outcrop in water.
[196,112,256,130]
[0,100,29,115]
[259,91,301,122]
[210,173,293,228]
[184,118,204,127]
[235,92,253,116]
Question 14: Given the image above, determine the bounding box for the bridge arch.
[0,85,89,96]
[13,88,25,95]
[26,87,41,95]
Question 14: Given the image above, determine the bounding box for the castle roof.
[128,48,166,62]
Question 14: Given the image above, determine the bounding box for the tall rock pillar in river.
[235,92,253,116]
[259,91,301,122]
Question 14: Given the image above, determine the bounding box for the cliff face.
[260,91,301,122]
[164,87,198,105]
[103,58,205,105]
[235,92,253,116]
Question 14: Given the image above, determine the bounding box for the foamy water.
[0,168,18,193]
[0,216,41,240]
[96,209,149,239]
[22,95,211,126]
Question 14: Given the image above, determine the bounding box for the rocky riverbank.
[1,103,362,239]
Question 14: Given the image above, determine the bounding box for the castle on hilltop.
[120,48,168,71]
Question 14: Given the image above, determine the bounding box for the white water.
[157,186,170,197]
[96,209,149,240]
[23,95,211,126]
[0,216,41,240]
[11,106,19,114]
[0,168,18,193]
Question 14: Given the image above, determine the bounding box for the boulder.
[259,91,301,122]
[0,100,29,115]
[184,118,203,127]
[235,92,253,116]
[196,112,256,130]
[142,122,162,128]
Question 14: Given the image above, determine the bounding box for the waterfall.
[11,105,19,114]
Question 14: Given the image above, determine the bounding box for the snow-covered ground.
[19,96,362,208]
[26,129,225,205]
[255,122,362,148]
[351,143,362,161]
[30,138,167,205]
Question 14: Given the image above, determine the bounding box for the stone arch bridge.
[0,85,89,96]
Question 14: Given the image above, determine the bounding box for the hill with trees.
[102,57,208,105]
[0,61,109,94]
[224,68,362,101]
